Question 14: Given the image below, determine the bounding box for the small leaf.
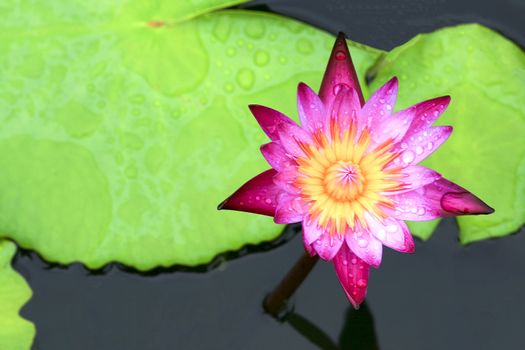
[371,24,525,242]
[0,241,35,350]
[0,1,382,269]
[407,220,441,241]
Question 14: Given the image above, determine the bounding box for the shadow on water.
[339,303,379,350]
[287,312,339,350]
[287,302,379,350]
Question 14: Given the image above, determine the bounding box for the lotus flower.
[219,33,493,308]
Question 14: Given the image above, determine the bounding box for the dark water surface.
[15,0,525,349]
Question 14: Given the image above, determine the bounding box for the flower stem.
[263,251,319,319]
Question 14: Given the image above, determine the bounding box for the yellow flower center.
[296,121,404,235]
[324,161,364,201]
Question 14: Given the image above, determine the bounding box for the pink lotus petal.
[218,169,280,216]
[277,121,313,158]
[404,96,451,140]
[302,217,324,245]
[273,167,300,194]
[319,32,364,111]
[344,226,383,268]
[389,177,494,221]
[389,189,447,221]
[274,192,307,224]
[298,83,327,133]
[359,77,398,129]
[312,231,344,261]
[333,244,370,309]
[389,165,442,194]
[370,105,414,146]
[304,241,317,257]
[437,179,494,215]
[249,105,296,141]
[441,192,495,215]
[260,142,295,172]
[328,86,360,138]
[392,126,453,168]
[366,214,415,253]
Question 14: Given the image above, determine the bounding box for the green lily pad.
[0,240,35,350]
[0,1,382,269]
[370,24,525,242]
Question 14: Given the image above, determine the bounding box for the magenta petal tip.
[319,31,364,107]
[218,169,280,217]
[248,104,296,141]
[441,191,495,215]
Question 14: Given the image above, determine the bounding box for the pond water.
[14,0,525,349]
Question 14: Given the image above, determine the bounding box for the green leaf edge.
[0,240,35,350]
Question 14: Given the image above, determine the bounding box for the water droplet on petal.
[335,50,346,60]
[342,259,348,265]
[351,258,357,265]
[376,229,386,240]
[357,279,368,288]
[393,232,404,242]
[265,198,272,204]
[386,225,398,233]
[427,142,434,150]
[417,207,426,215]
[357,239,368,247]
[333,83,349,96]
[415,146,424,155]
[402,150,415,164]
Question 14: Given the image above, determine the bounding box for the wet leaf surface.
[0,1,381,269]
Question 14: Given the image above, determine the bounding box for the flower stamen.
[296,125,402,235]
